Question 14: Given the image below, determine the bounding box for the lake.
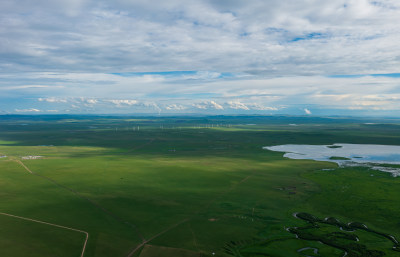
[264,143,400,177]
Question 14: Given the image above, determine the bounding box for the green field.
[1,115,400,257]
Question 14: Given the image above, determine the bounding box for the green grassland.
[0,115,400,257]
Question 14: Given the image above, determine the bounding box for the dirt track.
[14,158,146,242]
[126,218,190,257]
[14,159,33,174]
[0,212,88,257]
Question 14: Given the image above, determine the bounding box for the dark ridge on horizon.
[1,114,400,124]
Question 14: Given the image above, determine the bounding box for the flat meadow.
[1,115,400,257]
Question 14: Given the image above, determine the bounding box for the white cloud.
[15,108,40,112]
[38,97,67,103]
[2,73,399,114]
[1,0,399,75]
[142,102,161,113]
[249,103,279,111]
[1,1,400,115]
[73,98,98,107]
[227,101,250,110]
[165,104,186,110]
[182,71,222,80]
[192,101,224,110]
[108,99,138,107]
[304,108,312,115]
[85,99,98,104]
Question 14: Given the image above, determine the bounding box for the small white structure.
[21,156,43,160]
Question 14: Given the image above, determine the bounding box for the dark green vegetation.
[329,156,351,160]
[139,245,200,257]
[235,212,400,257]
[1,115,400,257]
[327,145,343,149]
[288,213,399,256]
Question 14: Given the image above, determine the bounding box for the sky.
[1,0,400,116]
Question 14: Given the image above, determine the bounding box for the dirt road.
[0,212,88,257]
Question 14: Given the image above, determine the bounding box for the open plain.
[1,115,400,257]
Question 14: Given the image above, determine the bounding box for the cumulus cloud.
[38,97,98,105]
[141,102,162,113]
[1,73,399,114]
[108,99,138,107]
[15,108,40,112]
[192,101,224,110]
[227,101,250,110]
[248,104,279,111]
[104,99,161,113]
[85,99,98,104]
[1,1,400,115]
[38,97,68,103]
[165,104,186,111]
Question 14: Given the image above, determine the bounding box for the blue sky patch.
[290,32,327,42]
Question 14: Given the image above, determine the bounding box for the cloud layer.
[1,0,400,115]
